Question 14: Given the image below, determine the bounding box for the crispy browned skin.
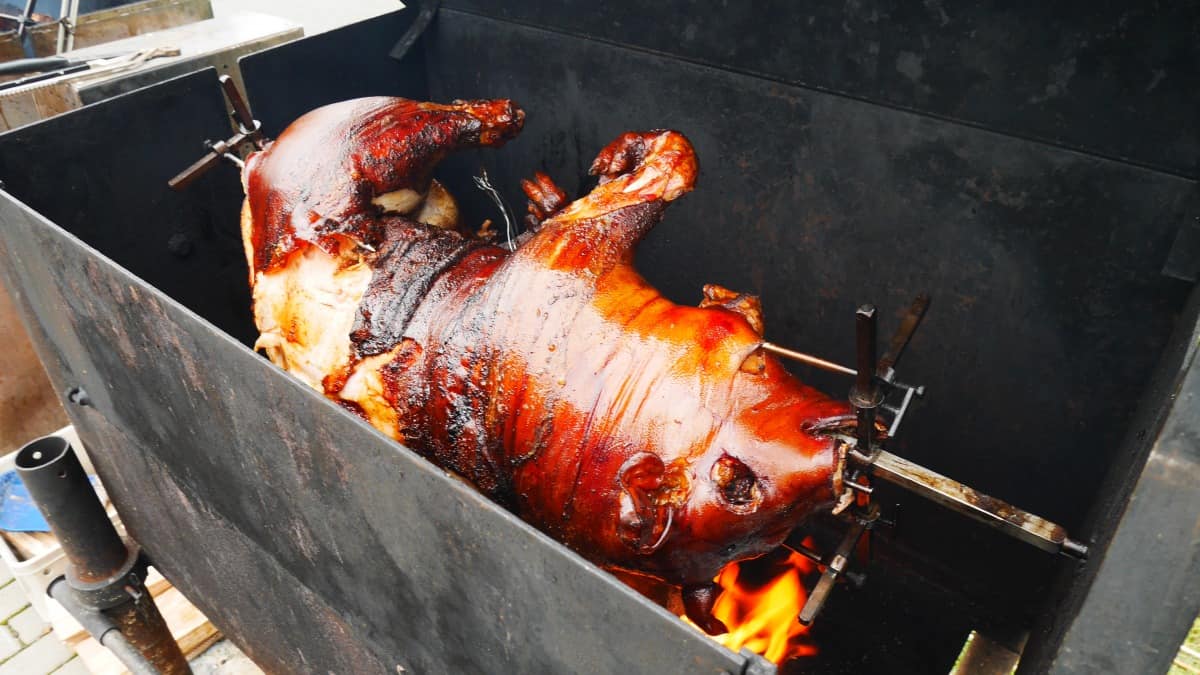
[242,98,853,635]
[244,97,523,272]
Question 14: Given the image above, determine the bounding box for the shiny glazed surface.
[241,97,853,634]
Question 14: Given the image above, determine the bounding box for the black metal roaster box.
[0,3,1196,674]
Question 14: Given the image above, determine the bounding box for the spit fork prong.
[797,505,877,625]
[167,76,268,190]
[877,293,930,381]
[218,74,263,149]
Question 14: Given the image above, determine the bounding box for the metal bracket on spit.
[765,294,1090,626]
[168,75,267,191]
[762,293,929,439]
[795,506,872,626]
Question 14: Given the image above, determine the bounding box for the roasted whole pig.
[241,97,855,634]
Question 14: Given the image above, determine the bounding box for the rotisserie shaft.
[240,97,854,634]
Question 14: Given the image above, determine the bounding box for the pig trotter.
[683,582,729,636]
[590,131,660,180]
[586,130,697,203]
[521,171,569,230]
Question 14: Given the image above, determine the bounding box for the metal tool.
[0,47,181,95]
[168,75,266,190]
[877,293,929,381]
[770,295,1089,626]
[868,450,1089,556]
[0,52,130,76]
[798,511,871,625]
[762,342,856,376]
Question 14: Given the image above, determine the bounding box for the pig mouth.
[802,415,866,515]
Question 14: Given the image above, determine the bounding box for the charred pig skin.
[241,97,853,634]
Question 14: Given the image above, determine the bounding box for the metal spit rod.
[762,313,924,441]
[867,449,1089,558]
[760,342,923,395]
[787,296,1086,627]
[762,340,923,438]
[761,342,856,376]
[764,294,930,393]
[877,293,930,380]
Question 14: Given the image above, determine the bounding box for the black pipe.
[16,435,192,674]
[49,578,158,675]
[15,435,127,581]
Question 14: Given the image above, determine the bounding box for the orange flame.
[682,547,818,665]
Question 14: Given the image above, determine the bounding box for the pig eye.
[711,454,762,513]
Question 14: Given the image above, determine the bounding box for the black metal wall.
[1021,280,1200,675]
[445,0,1198,178]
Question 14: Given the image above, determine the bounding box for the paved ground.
[0,565,80,675]
[0,557,261,675]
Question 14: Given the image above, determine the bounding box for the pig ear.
[699,284,764,336]
[699,285,767,375]
[617,453,675,555]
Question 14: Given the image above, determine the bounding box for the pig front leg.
[683,582,729,636]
